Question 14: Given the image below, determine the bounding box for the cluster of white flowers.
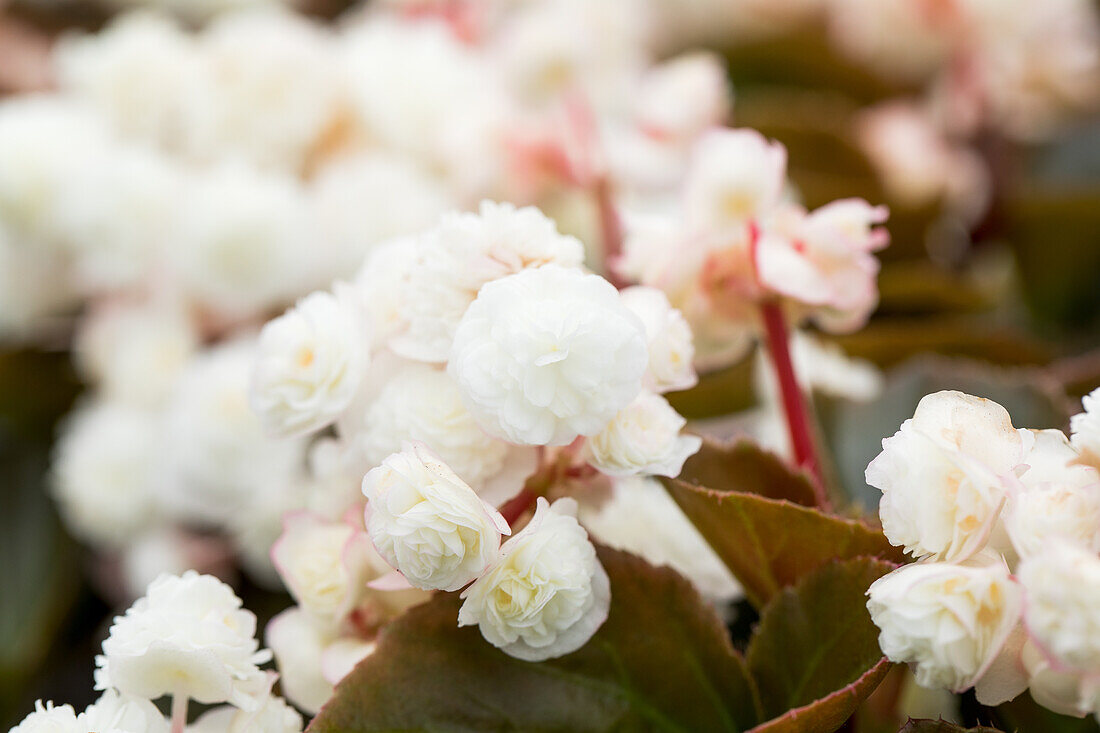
[11,571,301,733]
[866,389,1100,720]
[250,199,705,686]
[620,127,890,369]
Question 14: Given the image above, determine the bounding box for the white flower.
[159,339,308,526]
[392,201,585,363]
[867,390,1023,562]
[867,556,1023,693]
[632,52,731,142]
[270,512,387,625]
[74,298,197,408]
[459,498,610,662]
[682,128,787,233]
[350,236,423,347]
[188,690,302,733]
[354,363,537,506]
[52,401,161,549]
[1005,429,1100,559]
[266,607,375,715]
[619,286,697,393]
[1071,387,1100,469]
[578,476,741,606]
[585,392,701,478]
[96,571,272,709]
[10,701,80,733]
[0,222,79,340]
[449,265,649,446]
[1021,640,1100,719]
[362,443,510,592]
[251,290,367,438]
[78,689,168,733]
[1019,543,1100,672]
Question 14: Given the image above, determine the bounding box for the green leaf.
[309,547,762,732]
[662,478,905,608]
[675,439,818,507]
[747,557,895,730]
[899,721,1004,733]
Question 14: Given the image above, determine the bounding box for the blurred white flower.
[578,476,741,607]
[354,363,537,506]
[392,201,585,363]
[362,443,509,592]
[0,223,79,340]
[632,52,730,142]
[1071,387,1100,470]
[619,286,697,394]
[160,339,308,526]
[251,290,367,438]
[1005,429,1100,559]
[349,236,423,346]
[683,128,787,233]
[585,392,701,478]
[78,689,168,733]
[1019,543,1100,673]
[74,298,198,408]
[459,498,609,661]
[188,689,302,733]
[867,556,1023,694]
[96,571,272,709]
[52,401,161,549]
[867,390,1023,562]
[9,701,80,733]
[271,512,386,625]
[450,265,648,446]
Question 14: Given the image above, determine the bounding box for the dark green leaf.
[747,558,895,723]
[662,479,905,608]
[309,547,762,732]
[675,439,817,507]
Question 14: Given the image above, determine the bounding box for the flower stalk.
[169,692,188,733]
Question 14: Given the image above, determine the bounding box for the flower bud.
[585,392,701,478]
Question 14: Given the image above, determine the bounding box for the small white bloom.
[632,52,730,141]
[392,201,585,363]
[619,286,697,393]
[9,701,80,733]
[52,402,161,549]
[585,392,701,478]
[682,128,787,233]
[78,689,168,733]
[867,556,1023,693]
[1005,429,1100,559]
[362,443,510,592]
[188,690,302,733]
[579,477,741,607]
[1021,640,1100,719]
[74,298,197,408]
[1019,543,1100,672]
[96,571,272,709]
[270,512,388,625]
[1071,387,1100,470]
[251,290,367,438]
[354,363,537,506]
[867,390,1023,562]
[459,498,610,662]
[449,265,649,446]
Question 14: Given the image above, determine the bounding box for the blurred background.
[1,0,1098,728]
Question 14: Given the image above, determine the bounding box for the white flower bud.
[619,286,697,393]
[96,571,272,710]
[585,392,701,478]
[1005,429,1100,559]
[271,513,388,626]
[683,128,787,232]
[1071,387,1100,470]
[362,443,510,592]
[458,498,610,662]
[867,390,1023,561]
[251,290,367,438]
[449,265,648,446]
[1019,543,1100,672]
[867,557,1023,693]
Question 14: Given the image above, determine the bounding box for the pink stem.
[759,300,829,508]
[594,175,627,289]
[169,693,187,733]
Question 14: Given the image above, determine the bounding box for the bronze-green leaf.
[309,547,762,732]
[675,439,818,507]
[746,557,896,729]
[662,478,906,608]
[899,721,1005,733]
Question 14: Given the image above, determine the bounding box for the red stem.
[759,300,829,508]
[498,486,537,527]
[594,175,627,289]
